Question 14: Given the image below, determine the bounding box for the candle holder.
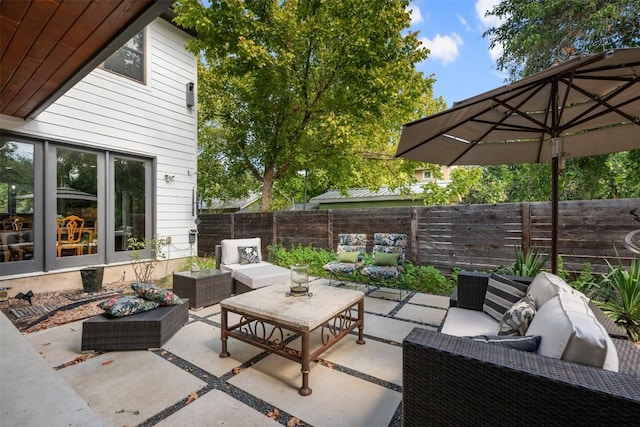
[288,264,312,297]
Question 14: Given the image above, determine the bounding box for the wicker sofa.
[403,271,640,426]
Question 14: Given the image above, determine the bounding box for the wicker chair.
[323,233,367,286]
[402,272,640,426]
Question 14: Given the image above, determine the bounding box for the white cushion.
[526,292,615,370]
[526,271,588,308]
[221,261,273,276]
[441,308,499,337]
[233,264,291,289]
[221,238,262,266]
[603,332,619,372]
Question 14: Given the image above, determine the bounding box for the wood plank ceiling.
[0,0,172,120]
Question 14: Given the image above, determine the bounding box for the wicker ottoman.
[173,269,232,309]
[81,300,189,351]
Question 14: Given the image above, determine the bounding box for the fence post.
[327,209,333,249]
[521,202,531,254]
[272,212,277,247]
[411,207,418,264]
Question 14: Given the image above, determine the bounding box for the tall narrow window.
[56,149,98,258]
[101,30,145,83]
[1,141,35,263]
[114,158,146,251]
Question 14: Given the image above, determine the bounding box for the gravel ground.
[0,281,133,333]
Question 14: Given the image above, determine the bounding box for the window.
[422,170,433,180]
[0,136,155,276]
[101,30,145,83]
[1,141,35,265]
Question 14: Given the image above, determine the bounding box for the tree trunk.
[261,168,274,211]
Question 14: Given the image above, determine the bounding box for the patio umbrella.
[395,48,640,273]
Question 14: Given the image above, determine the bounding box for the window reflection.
[114,158,146,251]
[56,149,98,257]
[101,30,145,83]
[1,141,35,263]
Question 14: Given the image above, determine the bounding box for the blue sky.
[408,0,507,107]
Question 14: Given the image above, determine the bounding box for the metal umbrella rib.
[395,48,640,273]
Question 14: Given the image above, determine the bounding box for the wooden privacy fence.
[197,198,640,275]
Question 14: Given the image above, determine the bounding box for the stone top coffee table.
[219,283,365,396]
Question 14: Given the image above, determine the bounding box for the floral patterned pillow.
[497,294,537,336]
[131,282,183,306]
[98,295,159,317]
[238,246,260,264]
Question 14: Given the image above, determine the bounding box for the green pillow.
[338,251,360,263]
[373,252,400,266]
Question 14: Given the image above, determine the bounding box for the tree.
[475,0,640,203]
[483,0,640,80]
[175,0,444,211]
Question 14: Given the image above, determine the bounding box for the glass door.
[1,140,39,275]
[53,147,101,269]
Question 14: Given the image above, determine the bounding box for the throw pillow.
[238,246,260,264]
[131,282,183,305]
[470,335,542,352]
[497,294,537,336]
[373,252,400,266]
[98,295,159,317]
[483,273,529,322]
[338,251,360,263]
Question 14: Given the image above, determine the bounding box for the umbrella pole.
[551,143,559,274]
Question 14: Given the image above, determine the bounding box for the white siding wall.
[1,18,198,260]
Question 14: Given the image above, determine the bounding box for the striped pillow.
[483,274,530,322]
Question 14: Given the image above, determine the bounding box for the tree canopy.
[483,0,640,79]
[470,0,640,204]
[175,0,444,211]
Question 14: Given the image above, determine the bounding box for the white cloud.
[457,13,471,31]
[475,0,505,67]
[407,3,424,25]
[488,42,503,62]
[420,33,464,66]
[475,0,503,28]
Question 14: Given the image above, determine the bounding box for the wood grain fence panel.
[197,198,640,275]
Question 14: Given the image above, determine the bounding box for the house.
[310,166,453,210]
[0,1,198,293]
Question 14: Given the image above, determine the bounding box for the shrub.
[127,236,169,283]
[496,245,549,277]
[399,262,455,296]
[183,256,217,271]
[596,253,640,341]
[267,243,333,277]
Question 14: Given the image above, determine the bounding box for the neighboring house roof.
[1,0,173,119]
[201,193,262,211]
[311,183,446,204]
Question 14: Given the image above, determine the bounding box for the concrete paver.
[408,292,450,308]
[1,282,448,427]
[0,312,105,426]
[395,304,447,326]
[229,352,401,427]
[162,320,266,376]
[156,390,281,426]
[57,351,207,426]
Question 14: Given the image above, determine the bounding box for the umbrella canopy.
[396,48,640,273]
[16,186,97,201]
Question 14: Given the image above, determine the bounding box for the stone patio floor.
[1,278,449,427]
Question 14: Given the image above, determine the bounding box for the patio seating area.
[1,278,449,427]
